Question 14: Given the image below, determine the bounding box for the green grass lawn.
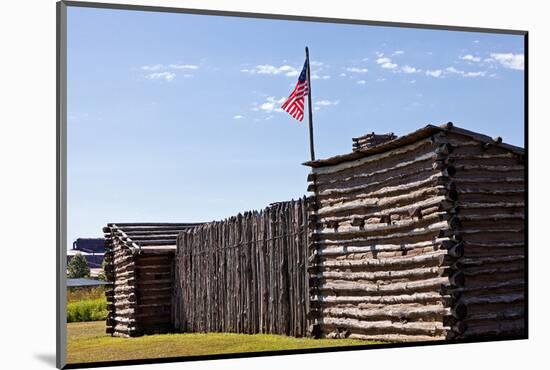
[68,321,372,364]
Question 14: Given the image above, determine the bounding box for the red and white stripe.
[281,80,309,122]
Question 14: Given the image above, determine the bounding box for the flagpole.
[305,46,315,161]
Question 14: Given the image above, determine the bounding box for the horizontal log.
[463,265,524,276]
[312,292,452,305]
[454,164,523,172]
[110,222,203,227]
[138,247,177,254]
[317,239,450,255]
[320,182,452,208]
[315,250,449,269]
[456,201,524,210]
[458,255,525,266]
[464,241,524,248]
[462,318,524,337]
[317,172,441,198]
[321,317,450,336]
[134,264,173,270]
[460,293,524,305]
[134,240,178,247]
[466,307,524,322]
[319,276,452,294]
[322,212,451,236]
[315,222,450,244]
[114,300,136,308]
[348,333,445,342]
[452,177,523,184]
[317,186,446,217]
[322,305,450,321]
[316,266,444,281]
[311,137,435,176]
[455,279,524,293]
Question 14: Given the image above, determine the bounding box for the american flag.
[281,60,309,122]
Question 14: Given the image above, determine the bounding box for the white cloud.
[141,64,164,71]
[244,64,299,77]
[169,64,199,70]
[409,80,416,84]
[473,40,480,44]
[233,115,244,120]
[339,73,347,77]
[146,72,176,81]
[278,65,299,76]
[260,102,276,112]
[376,57,397,70]
[357,80,367,84]
[446,66,460,74]
[381,62,397,69]
[426,69,443,78]
[257,96,286,113]
[446,66,486,77]
[310,61,324,67]
[376,78,386,82]
[393,50,405,55]
[489,53,524,70]
[141,63,199,79]
[460,54,481,62]
[401,65,420,74]
[315,100,339,106]
[463,71,486,77]
[346,67,369,73]
[311,74,331,80]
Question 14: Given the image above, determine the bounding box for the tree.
[68,253,90,278]
[97,258,108,281]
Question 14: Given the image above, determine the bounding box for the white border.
[2,0,547,369]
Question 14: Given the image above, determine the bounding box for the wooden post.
[305,46,315,162]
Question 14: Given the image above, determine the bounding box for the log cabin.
[103,223,202,337]
[304,122,525,342]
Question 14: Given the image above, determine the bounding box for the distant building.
[67,278,111,289]
[67,238,105,272]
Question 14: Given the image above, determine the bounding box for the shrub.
[67,287,105,303]
[68,253,90,278]
[67,297,108,322]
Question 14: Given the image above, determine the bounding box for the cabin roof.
[303,122,524,168]
[105,223,204,251]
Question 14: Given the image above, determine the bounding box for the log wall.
[306,124,526,342]
[174,198,310,337]
[445,132,526,338]
[103,223,200,337]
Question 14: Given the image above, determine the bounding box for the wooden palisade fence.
[105,123,525,343]
[174,198,311,337]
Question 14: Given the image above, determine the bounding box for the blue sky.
[67,7,524,248]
